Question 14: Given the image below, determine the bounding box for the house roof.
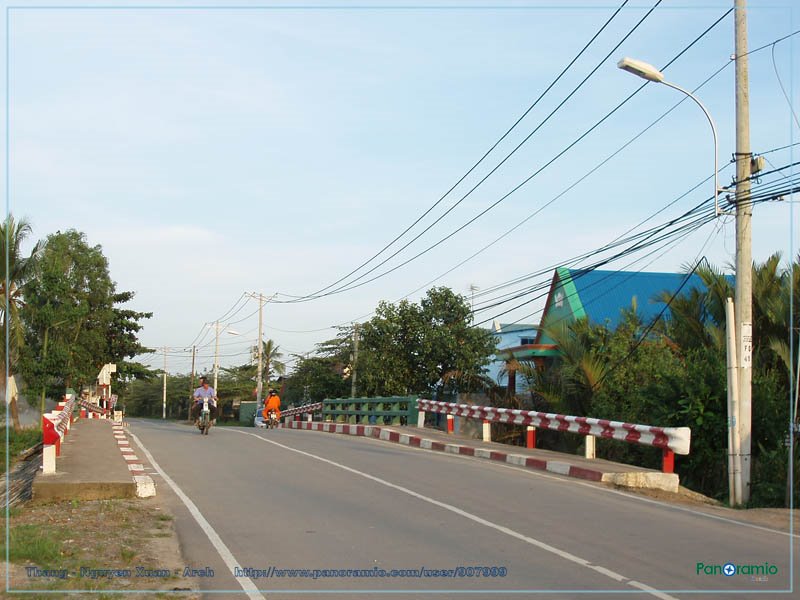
[493,321,539,334]
[549,268,707,330]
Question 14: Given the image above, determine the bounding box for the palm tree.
[1,215,45,429]
[254,338,286,389]
[537,316,609,416]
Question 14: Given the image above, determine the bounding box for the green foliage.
[283,356,350,405]
[358,287,496,397]
[0,426,42,476]
[17,230,152,409]
[1,524,67,563]
[1,215,46,374]
[535,253,799,506]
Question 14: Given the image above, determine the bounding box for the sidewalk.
[31,418,155,502]
[280,420,680,492]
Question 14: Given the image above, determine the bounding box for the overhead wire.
[273,5,732,303]
[276,0,635,302]
[470,170,799,327]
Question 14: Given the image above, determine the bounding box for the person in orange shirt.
[263,389,281,421]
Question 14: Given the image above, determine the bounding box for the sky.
[6,0,798,379]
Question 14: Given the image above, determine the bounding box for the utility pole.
[351,322,360,398]
[213,321,221,392]
[162,347,168,420]
[469,284,479,323]
[734,0,753,504]
[188,345,196,420]
[245,292,266,407]
[210,321,241,395]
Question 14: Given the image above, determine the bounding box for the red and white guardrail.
[78,398,107,419]
[416,399,691,473]
[41,397,76,472]
[280,402,323,421]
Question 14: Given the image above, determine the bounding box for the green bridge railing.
[322,396,417,426]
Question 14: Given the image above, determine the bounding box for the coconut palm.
[1,215,45,429]
[254,338,286,389]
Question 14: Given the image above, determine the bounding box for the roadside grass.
[1,498,197,597]
[1,523,68,563]
[1,426,42,476]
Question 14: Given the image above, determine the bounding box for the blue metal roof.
[565,269,707,329]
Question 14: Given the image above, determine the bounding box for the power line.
[274,6,732,304]
[276,0,661,303]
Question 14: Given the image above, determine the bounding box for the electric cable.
[274,6,733,303]
[277,0,635,302]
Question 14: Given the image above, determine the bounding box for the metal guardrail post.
[526,425,536,449]
[662,449,675,473]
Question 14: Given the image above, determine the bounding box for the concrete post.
[585,435,596,459]
[42,444,56,474]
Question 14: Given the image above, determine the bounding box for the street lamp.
[617,57,746,506]
[617,57,728,216]
[209,322,241,392]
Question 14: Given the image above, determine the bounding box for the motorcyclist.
[192,376,219,425]
[263,388,281,421]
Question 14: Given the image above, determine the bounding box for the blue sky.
[6,0,798,377]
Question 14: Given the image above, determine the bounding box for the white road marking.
[128,431,265,600]
[232,429,679,599]
[351,428,800,540]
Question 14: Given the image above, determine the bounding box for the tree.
[358,287,496,397]
[0,215,45,429]
[19,230,151,411]
[259,339,286,387]
[282,355,350,405]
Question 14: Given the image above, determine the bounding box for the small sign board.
[740,322,753,369]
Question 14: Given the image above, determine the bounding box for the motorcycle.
[198,397,213,435]
[266,409,279,430]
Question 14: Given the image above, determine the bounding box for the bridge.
[34,412,791,600]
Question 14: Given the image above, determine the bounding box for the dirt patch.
[0,497,201,599]
[612,484,800,532]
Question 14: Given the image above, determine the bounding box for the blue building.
[494,267,711,395]
[486,321,540,386]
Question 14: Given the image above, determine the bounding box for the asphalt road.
[127,419,798,600]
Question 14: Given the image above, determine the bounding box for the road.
[128,419,798,600]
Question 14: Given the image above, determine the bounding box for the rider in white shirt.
[191,376,218,424]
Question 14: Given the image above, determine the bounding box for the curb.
[112,423,155,498]
[278,421,678,492]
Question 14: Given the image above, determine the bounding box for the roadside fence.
[415,399,691,474]
[41,397,76,473]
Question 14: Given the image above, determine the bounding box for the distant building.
[495,267,710,395]
[486,322,540,386]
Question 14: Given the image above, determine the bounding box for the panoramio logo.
[696,562,778,577]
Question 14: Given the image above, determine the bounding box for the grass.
[1,523,67,563]
[3,498,198,596]
[1,426,42,476]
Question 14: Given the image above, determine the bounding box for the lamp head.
[617,57,664,83]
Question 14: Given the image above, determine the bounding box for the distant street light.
[617,57,726,216]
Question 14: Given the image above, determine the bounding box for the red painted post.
[447,414,454,433]
[662,449,675,473]
[80,408,87,419]
[526,426,536,449]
